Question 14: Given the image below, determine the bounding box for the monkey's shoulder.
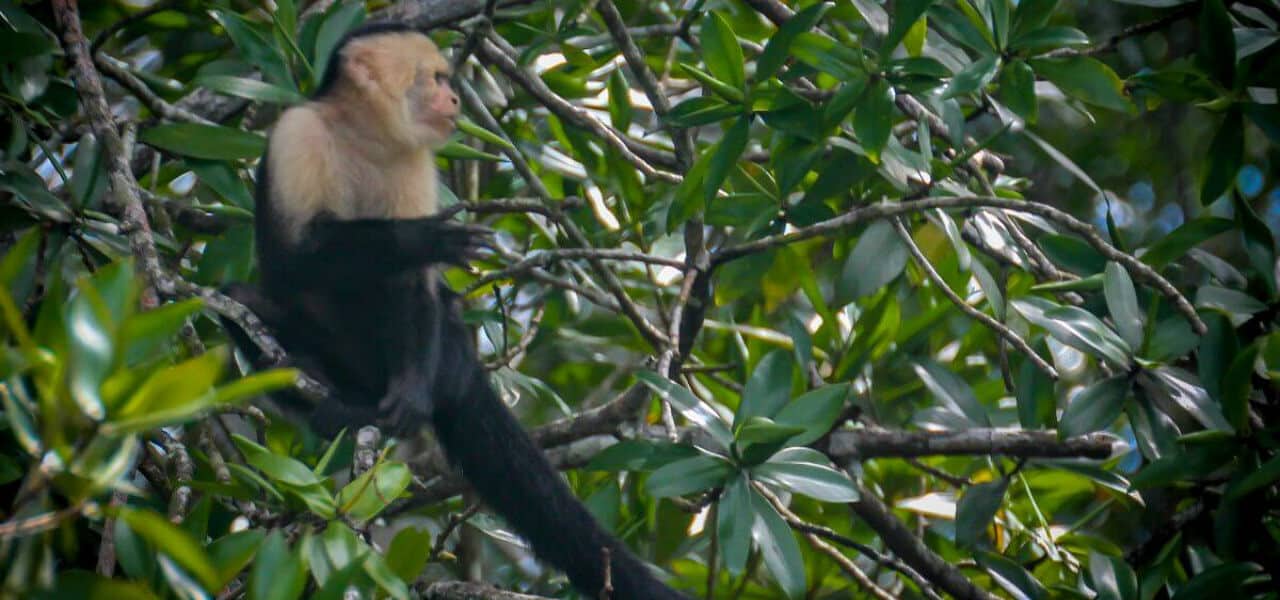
[265,105,346,228]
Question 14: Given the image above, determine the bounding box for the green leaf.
[1201,110,1244,204]
[705,115,750,201]
[1233,191,1277,294]
[1225,454,1280,500]
[701,12,745,92]
[385,527,433,584]
[717,474,753,573]
[140,123,266,161]
[0,32,55,63]
[855,77,895,162]
[1172,563,1263,599]
[1059,375,1130,437]
[1196,285,1267,326]
[790,32,864,80]
[118,298,203,365]
[107,349,226,432]
[232,434,327,487]
[913,360,990,426]
[838,220,909,302]
[606,70,632,131]
[1140,217,1233,267]
[665,96,742,127]
[311,2,366,84]
[455,117,515,152]
[586,440,700,472]
[362,549,410,600]
[1010,26,1089,54]
[65,282,113,421]
[1013,299,1133,368]
[679,62,745,103]
[956,480,1007,547]
[1013,0,1059,34]
[337,461,411,524]
[1030,56,1132,113]
[737,417,806,445]
[1140,367,1233,432]
[754,450,858,502]
[1196,0,1236,87]
[944,54,1000,98]
[195,75,305,104]
[117,507,221,591]
[636,370,734,447]
[883,0,937,54]
[437,140,504,161]
[248,530,306,600]
[209,10,292,86]
[758,3,833,80]
[976,550,1049,599]
[1220,343,1260,430]
[645,454,735,497]
[208,529,266,589]
[774,383,850,446]
[1103,262,1144,349]
[737,350,795,425]
[749,486,806,599]
[1000,59,1038,122]
[1016,357,1056,428]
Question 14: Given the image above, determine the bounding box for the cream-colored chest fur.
[267,104,438,242]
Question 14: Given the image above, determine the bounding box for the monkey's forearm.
[287,216,487,286]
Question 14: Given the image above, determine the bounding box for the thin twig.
[714,195,1205,334]
[893,217,1058,379]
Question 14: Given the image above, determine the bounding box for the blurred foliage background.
[1,0,1279,598]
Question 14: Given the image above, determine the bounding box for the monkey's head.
[316,24,460,151]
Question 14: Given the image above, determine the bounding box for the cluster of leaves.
[0,0,1278,598]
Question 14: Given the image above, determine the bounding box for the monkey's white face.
[342,33,459,151]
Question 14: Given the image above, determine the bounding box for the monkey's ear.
[342,46,383,96]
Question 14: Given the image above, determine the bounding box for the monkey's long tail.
[428,317,688,599]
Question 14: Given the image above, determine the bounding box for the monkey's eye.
[434,72,450,83]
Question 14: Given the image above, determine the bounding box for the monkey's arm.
[286,216,489,287]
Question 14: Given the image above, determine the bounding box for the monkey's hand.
[421,216,493,267]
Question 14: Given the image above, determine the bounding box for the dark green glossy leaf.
[586,440,701,472]
[737,350,795,425]
[385,527,433,584]
[754,449,858,502]
[956,480,1007,547]
[645,454,735,497]
[1171,563,1262,599]
[1000,59,1038,122]
[913,360,990,425]
[838,220,908,302]
[140,123,266,161]
[701,12,745,92]
[1016,356,1055,428]
[977,550,1049,599]
[717,474,753,573]
[1196,0,1236,87]
[607,70,632,131]
[248,530,306,600]
[749,486,806,599]
[944,54,1000,98]
[855,77,895,162]
[1010,26,1089,54]
[1140,367,1232,432]
[1233,190,1277,294]
[679,62,744,103]
[883,0,937,54]
[665,96,741,127]
[636,370,734,447]
[758,3,834,80]
[208,529,266,589]
[1030,56,1131,113]
[1201,110,1244,205]
[195,75,305,104]
[1060,375,1130,437]
[117,507,221,591]
[1104,262,1144,349]
[1141,217,1233,267]
[774,383,850,445]
[705,115,750,201]
[1220,342,1259,431]
[1013,299,1132,368]
[790,32,864,80]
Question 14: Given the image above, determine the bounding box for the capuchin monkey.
[224,23,689,600]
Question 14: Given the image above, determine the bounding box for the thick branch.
[829,429,1115,460]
